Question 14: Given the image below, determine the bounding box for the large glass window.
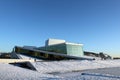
[66,44,83,57]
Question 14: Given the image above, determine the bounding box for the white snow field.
[0,63,60,80]
[55,67,120,80]
[0,54,120,80]
[32,60,120,73]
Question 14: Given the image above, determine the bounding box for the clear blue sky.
[0,0,120,57]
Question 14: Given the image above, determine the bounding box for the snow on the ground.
[54,68,120,80]
[1,54,120,80]
[1,62,120,80]
[20,54,120,73]
[82,67,120,76]
[0,63,59,80]
[32,60,120,73]
[62,73,120,80]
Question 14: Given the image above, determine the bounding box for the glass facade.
[14,42,83,60]
[39,43,67,54]
[66,44,83,57]
[39,43,83,57]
